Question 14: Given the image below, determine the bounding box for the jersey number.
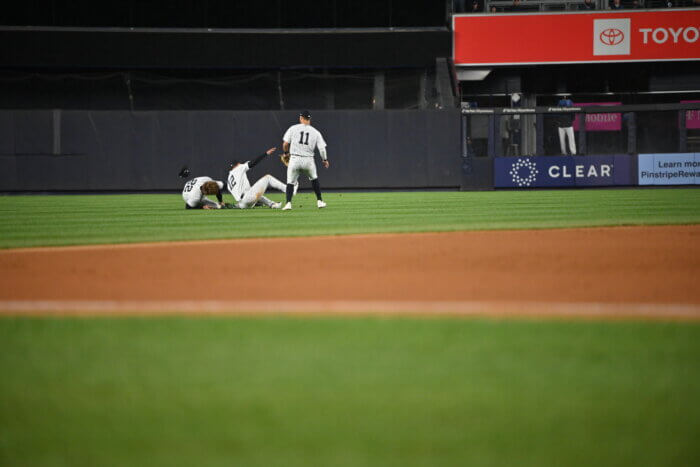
[183,179,197,192]
[298,132,310,145]
[227,174,236,192]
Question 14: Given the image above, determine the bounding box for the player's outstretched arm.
[249,147,277,168]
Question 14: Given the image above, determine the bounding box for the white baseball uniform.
[182,176,224,209]
[283,123,327,184]
[227,162,286,209]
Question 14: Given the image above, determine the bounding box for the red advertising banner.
[453,9,700,66]
[573,102,622,131]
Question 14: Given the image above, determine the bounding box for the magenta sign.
[682,100,700,130]
[573,102,622,132]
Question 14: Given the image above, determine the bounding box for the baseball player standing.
[281,110,329,210]
[182,176,226,209]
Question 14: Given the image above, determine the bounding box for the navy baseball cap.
[300,110,312,119]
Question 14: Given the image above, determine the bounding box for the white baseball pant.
[238,174,286,209]
[558,126,577,155]
[286,155,318,184]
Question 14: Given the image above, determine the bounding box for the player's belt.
[290,154,312,157]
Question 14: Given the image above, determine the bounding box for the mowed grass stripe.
[0,317,698,467]
[1,189,699,248]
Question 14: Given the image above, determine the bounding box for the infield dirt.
[1,226,699,319]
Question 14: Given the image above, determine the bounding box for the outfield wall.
[0,110,461,192]
[493,154,700,188]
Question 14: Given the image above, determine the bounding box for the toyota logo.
[600,28,624,45]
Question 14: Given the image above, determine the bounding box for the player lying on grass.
[227,147,297,209]
[182,176,226,209]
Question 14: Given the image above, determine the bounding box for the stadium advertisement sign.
[573,102,622,132]
[453,9,700,66]
[638,153,700,185]
[681,100,700,129]
[494,155,634,188]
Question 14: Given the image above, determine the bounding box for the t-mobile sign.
[573,103,622,132]
[682,101,700,130]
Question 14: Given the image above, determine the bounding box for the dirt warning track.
[1,226,699,319]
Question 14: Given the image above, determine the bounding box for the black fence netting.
[0,69,438,111]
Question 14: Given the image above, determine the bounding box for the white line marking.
[1,300,699,321]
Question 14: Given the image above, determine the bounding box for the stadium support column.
[418,70,428,110]
[461,113,472,174]
[52,109,61,156]
[324,69,334,110]
[277,71,285,110]
[494,115,503,157]
[488,115,497,157]
[577,111,587,155]
[435,58,457,109]
[627,112,637,154]
[536,113,544,155]
[522,94,536,156]
[679,110,687,153]
[373,72,385,110]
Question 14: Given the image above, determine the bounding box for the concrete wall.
[0,110,462,191]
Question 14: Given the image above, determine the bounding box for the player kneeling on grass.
[227,147,296,209]
[182,177,226,210]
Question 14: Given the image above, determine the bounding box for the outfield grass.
[0,188,699,248]
[0,317,698,467]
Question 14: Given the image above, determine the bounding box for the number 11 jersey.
[283,123,326,158]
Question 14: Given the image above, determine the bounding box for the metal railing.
[460,102,700,161]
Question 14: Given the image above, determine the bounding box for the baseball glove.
[178,166,190,178]
[280,153,290,167]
